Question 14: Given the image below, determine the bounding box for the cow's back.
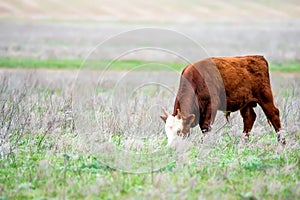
[189,55,271,112]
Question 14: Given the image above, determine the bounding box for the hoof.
[277,130,286,145]
[278,135,286,145]
[240,132,250,144]
[240,134,249,144]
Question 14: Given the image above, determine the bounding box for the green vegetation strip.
[0,57,299,72]
[0,58,183,71]
[270,61,300,72]
[1,133,299,199]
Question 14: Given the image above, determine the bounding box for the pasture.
[0,64,299,199]
[1,0,300,199]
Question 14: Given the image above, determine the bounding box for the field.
[1,0,300,199]
[0,65,300,199]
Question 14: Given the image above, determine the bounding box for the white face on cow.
[160,108,195,146]
[164,115,183,146]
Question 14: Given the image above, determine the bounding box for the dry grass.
[0,69,299,199]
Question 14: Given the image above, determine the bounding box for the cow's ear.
[160,115,168,123]
[185,114,195,125]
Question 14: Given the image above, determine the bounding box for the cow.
[160,55,285,146]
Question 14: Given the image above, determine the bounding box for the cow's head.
[160,108,195,146]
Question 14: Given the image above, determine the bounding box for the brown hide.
[173,55,281,138]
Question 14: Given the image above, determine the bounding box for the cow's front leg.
[199,103,218,142]
[200,103,218,132]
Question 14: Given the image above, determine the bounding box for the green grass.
[1,133,299,199]
[270,61,300,72]
[0,57,183,71]
[0,57,299,72]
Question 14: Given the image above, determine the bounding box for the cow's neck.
[173,96,194,115]
[173,91,199,127]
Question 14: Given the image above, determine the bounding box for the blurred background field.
[1,0,300,22]
[0,0,300,64]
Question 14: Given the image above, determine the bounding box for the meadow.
[1,0,300,198]
[0,60,299,199]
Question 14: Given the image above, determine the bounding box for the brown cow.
[161,55,285,145]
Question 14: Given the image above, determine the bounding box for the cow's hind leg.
[240,105,256,141]
[258,90,285,144]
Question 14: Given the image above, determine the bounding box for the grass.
[0,60,299,199]
[0,57,183,71]
[270,61,300,72]
[0,57,299,72]
[1,132,299,199]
